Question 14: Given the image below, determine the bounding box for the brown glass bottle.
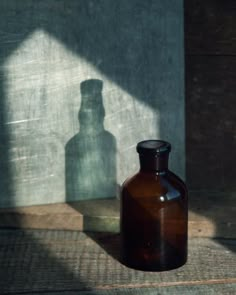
[120,140,188,271]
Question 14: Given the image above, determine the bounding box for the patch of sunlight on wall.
[2,29,159,207]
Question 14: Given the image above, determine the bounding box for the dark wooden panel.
[185,0,236,55]
[0,229,235,294]
[186,55,236,191]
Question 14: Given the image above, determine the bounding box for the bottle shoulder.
[122,172,159,191]
[122,170,186,186]
[166,171,188,194]
[122,172,141,186]
[121,170,187,201]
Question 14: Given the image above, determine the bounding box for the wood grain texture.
[0,229,235,294]
[0,0,185,208]
[0,193,235,238]
[26,284,236,295]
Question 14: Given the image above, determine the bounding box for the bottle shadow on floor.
[86,231,122,264]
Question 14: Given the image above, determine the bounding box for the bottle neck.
[139,153,169,174]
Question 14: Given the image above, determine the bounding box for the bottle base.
[121,257,187,272]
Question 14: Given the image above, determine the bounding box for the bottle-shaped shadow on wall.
[65,79,117,201]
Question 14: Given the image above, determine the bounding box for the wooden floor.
[0,229,235,294]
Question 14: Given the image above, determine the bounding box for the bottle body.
[120,140,188,271]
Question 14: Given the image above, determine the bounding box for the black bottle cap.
[136,140,171,155]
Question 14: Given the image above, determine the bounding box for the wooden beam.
[0,193,235,238]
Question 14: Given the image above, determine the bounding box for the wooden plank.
[0,229,235,294]
[23,283,236,295]
[0,193,235,238]
[185,0,236,199]
[186,55,236,192]
[185,0,236,55]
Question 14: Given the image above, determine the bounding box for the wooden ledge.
[0,194,235,238]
